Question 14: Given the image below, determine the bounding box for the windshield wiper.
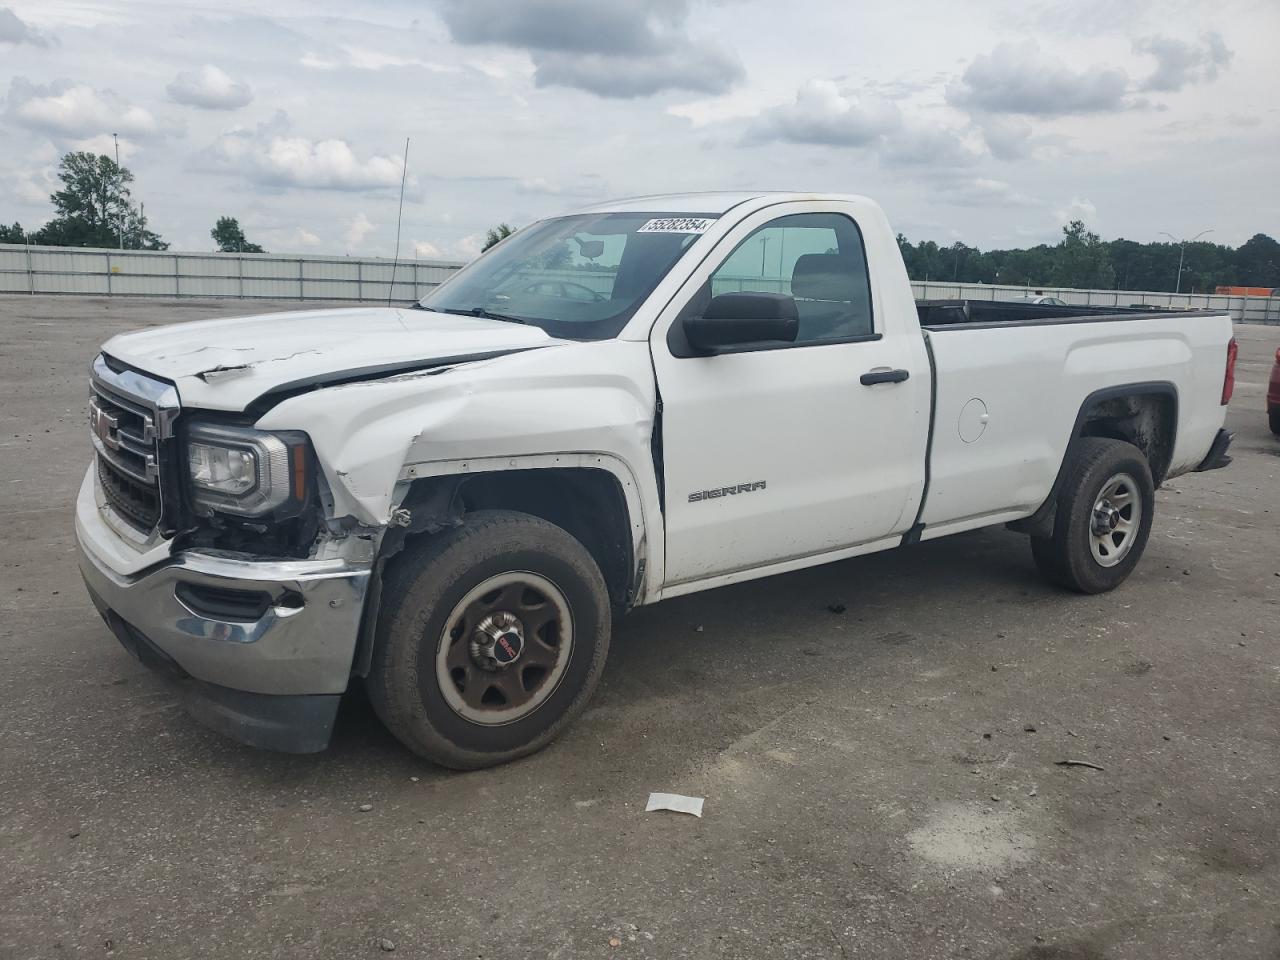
[434,306,528,325]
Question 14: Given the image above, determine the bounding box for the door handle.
[860,368,910,385]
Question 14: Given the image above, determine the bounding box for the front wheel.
[367,510,611,769]
[1030,437,1155,594]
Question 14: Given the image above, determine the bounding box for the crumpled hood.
[102,306,558,412]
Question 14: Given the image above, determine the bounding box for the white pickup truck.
[76,192,1237,767]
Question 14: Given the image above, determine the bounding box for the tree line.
[6,151,1277,291]
[898,221,1280,293]
[1,151,265,254]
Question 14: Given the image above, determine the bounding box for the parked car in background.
[1269,345,1280,435]
[1010,294,1068,306]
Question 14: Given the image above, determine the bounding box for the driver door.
[651,202,929,588]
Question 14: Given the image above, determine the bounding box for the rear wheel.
[1269,408,1280,436]
[367,510,610,769]
[1030,437,1155,594]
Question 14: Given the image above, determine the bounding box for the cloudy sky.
[2,0,1277,260]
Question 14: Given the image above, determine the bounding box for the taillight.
[1221,337,1238,405]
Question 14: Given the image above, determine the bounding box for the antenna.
[387,137,410,307]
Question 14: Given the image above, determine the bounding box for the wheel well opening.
[1079,391,1176,484]
[397,468,636,608]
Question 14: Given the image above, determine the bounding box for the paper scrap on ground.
[646,792,704,817]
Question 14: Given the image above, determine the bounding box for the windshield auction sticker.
[636,217,717,234]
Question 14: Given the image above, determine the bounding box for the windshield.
[418,212,715,340]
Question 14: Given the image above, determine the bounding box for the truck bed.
[916,299,1208,330]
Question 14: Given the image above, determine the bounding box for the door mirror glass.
[683,292,799,352]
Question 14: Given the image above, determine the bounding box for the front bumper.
[76,468,372,752]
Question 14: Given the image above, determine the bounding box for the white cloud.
[211,119,408,191]
[0,6,52,46]
[69,132,137,161]
[299,46,452,73]
[6,79,161,138]
[1056,197,1099,225]
[745,79,900,147]
[412,239,442,258]
[167,65,252,110]
[14,167,56,204]
[1135,33,1233,92]
[976,115,1034,161]
[299,51,339,70]
[344,212,375,249]
[939,178,1038,208]
[453,233,485,260]
[267,227,320,249]
[342,46,452,72]
[436,0,743,98]
[948,41,1132,116]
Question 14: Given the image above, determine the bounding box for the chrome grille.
[89,355,180,534]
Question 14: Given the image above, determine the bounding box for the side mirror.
[683,292,799,353]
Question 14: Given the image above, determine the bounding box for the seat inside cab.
[790,253,874,341]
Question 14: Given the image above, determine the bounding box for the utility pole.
[1159,229,1213,294]
[113,133,123,250]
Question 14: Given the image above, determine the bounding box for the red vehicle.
[1269,346,1280,435]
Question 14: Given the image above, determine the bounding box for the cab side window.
[708,213,874,343]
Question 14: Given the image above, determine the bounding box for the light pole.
[112,133,123,250]
[1159,229,1213,294]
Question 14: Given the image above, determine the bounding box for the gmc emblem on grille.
[90,401,121,451]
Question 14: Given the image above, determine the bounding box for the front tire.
[1030,437,1155,594]
[1269,408,1280,437]
[367,510,611,769]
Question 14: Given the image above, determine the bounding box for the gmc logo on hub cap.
[495,633,520,663]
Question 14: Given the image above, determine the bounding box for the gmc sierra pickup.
[76,192,1237,768]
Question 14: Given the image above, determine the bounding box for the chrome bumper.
[76,468,372,751]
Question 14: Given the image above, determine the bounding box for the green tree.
[1050,220,1115,289]
[482,223,515,252]
[0,222,28,244]
[1232,234,1280,287]
[210,216,265,253]
[32,152,167,250]
[899,225,1278,292]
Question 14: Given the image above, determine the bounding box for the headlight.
[185,423,310,517]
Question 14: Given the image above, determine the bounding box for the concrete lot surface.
[1,296,1277,959]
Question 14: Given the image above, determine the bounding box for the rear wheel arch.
[1076,384,1177,485]
[1011,381,1176,538]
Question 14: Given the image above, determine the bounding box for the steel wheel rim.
[1089,472,1141,568]
[435,571,574,725]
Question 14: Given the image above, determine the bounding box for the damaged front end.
[77,353,392,753]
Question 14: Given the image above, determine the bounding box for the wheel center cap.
[470,612,525,670]
[493,631,523,664]
[1092,505,1120,536]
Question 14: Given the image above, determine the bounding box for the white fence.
[2,242,1278,322]
[0,243,465,302]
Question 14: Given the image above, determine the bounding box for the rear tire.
[367,510,611,769]
[1030,437,1155,594]
[1269,408,1280,436]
